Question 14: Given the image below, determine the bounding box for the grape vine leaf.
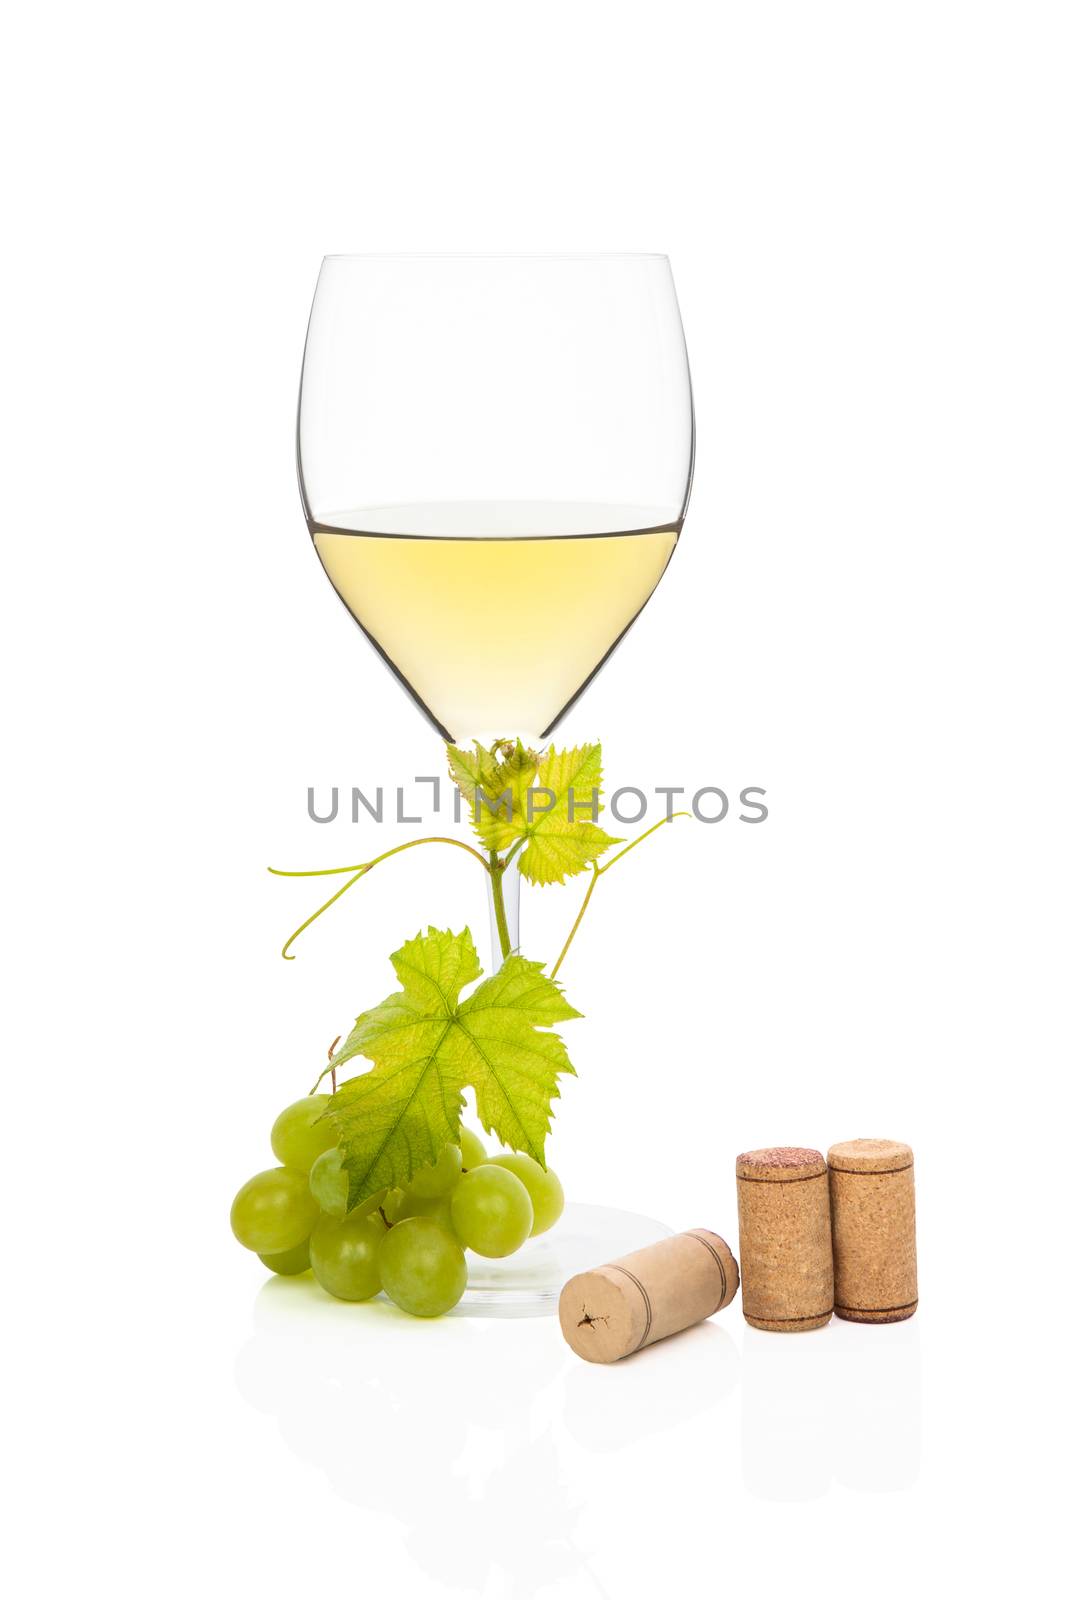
[324,926,579,1209]
[447,740,621,884]
[517,743,621,885]
[446,739,540,851]
[446,740,505,806]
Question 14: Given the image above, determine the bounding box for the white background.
[4,3,1063,1595]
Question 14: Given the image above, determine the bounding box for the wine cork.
[558,1229,739,1363]
[828,1139,917,1323]
[736,1147,834,1331]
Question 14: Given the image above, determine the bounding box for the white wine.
[311,501,680,741]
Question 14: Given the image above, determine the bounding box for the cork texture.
[558,1229,739,1363]
[736,1147,834,1332]
[828,1138,917,1323]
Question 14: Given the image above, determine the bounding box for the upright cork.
[558,1229,739,1363]
[736,1148,834,1331]
[828,1139,917,1323]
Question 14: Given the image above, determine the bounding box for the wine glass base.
[454,1201,671,1318]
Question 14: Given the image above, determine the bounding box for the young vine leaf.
[446,740,520,807]
[447,739,540,851]
[324,926,579,1209]
[447,739,620,884]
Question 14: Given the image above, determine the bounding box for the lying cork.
[828,1139,917,1323]
[558,1229,739,1363]
[736,1147,834,1331]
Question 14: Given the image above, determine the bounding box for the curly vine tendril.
[268,836,493,960]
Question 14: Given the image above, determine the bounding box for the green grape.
[350,1188,389,1221]
[379,1218,467,1317]
[450,1165,533,1258]
[407,1143,463,1199]
[310,1212,386,1301]
[258,1237,311,1276]
[488,1153,565,1235]
[459,1125,488,1169]
[270,1095,336,1173]
[394,1190,459,1237]
[309,1147,349,1217]
[310,1152,388,1223]
[230,1167,319,1254]
[381,1188,407,1224]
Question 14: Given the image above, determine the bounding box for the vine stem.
[308,1034,344,1095]
[488,851,513,959]
[269,835,492,959]
[550,813,690,980]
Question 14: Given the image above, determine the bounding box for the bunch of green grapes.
[229,1099,565,1318]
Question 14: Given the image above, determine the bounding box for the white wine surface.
[311,501,680,740]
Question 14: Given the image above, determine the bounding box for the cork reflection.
[742,1316,921,1500]
[563,1320,740,1451]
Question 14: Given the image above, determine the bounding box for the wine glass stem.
[487,855,520,971]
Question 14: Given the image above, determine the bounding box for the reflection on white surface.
[235,1268,744,1593]
[235,1274,586,1593]
[564,1320,739,1451]
[742,1323,833,1500]
[234,1267,920,1595]
[829,1318,922,1492]
[742,1316,921,1501]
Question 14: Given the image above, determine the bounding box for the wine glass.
[297,255,694,1310]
